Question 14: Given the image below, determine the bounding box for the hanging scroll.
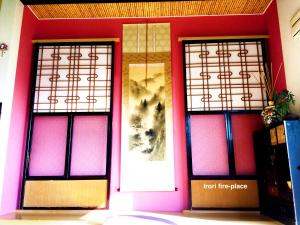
[121,23,175,191]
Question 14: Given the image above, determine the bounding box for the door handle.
[297,165,300,171]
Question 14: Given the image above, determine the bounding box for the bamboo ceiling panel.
[29,0,273,19]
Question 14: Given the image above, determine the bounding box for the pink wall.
[265,0,287,92]
[3,5,284,213]
[0,8,38,215]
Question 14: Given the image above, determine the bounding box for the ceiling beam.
[20,0,203,5]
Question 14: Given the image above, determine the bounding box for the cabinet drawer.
[270,125,286,146]
[277,125,286,144]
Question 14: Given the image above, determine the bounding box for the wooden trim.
[15,210,91,215]
[32,38,120,43]
[178,35,270,42]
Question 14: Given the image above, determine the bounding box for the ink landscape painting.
[128,63,166,161]
[121,23,174,191]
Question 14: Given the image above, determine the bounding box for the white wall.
[277,0,300,114]
[0,0,23,207]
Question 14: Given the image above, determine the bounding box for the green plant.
[273,89,295,119]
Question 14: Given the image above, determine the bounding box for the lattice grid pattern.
[33,44,112,112]
[185,41,267,111]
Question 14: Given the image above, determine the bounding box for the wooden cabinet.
[253,123,297,225]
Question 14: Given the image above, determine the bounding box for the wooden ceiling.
[28,0,273,19]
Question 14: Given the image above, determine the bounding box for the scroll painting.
[120,23,175,191]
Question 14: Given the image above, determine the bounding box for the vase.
[261,101,280,126]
